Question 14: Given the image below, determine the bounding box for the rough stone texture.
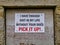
[0,7,5,45]
[55,6,60,45]
[0,0,58,6]
[0,0,60,45]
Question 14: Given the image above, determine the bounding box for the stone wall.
[0,0,59,6]
[0,7,5,45]
[55,6,60,45]
[0,0,60,45]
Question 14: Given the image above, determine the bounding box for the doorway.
[6,9,54,45]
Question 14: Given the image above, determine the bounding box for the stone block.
[0,6,4,45]
[55,6,60,45]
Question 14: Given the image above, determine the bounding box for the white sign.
[15,13,45,33]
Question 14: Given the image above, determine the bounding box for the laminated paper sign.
[15,13,45,33]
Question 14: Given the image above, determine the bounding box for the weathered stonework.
[55,6,60,45]
[0,0,60,45]
[0,0,58,6]
[0,7,5,45]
